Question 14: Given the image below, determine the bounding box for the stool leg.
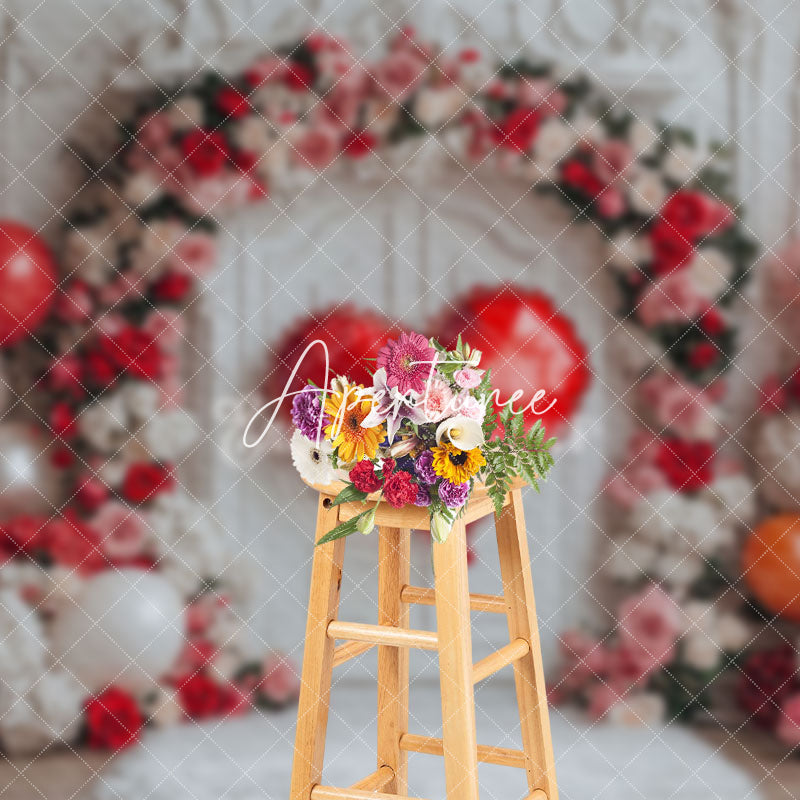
[433,518,480,800]
[377,526,411,794]
[496,489,558,800]
[290,496,346,800]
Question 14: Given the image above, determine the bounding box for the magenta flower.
[376,332,436,395]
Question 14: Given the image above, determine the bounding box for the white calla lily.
[435,416,484,450]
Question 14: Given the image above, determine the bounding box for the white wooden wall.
[0,0,794,671]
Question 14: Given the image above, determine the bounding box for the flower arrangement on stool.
[288,331,557,543]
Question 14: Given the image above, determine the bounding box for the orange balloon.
[742,514,800,621]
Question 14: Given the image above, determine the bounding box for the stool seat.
[289,482,558,800]
[302,477,527,530]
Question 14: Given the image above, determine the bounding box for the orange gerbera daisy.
[324,384,384,463]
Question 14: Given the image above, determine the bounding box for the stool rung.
[311,787,429,800]
[399,733,527,768]
[400,585,507,614]
[350,766,393,791]
[332,640,375,667]
[473,638,530,683]
[327,620,438,651]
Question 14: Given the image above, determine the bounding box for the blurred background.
[0,0,799,798]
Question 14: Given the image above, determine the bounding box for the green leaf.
[330,484,369,506]
[316,509,373,545]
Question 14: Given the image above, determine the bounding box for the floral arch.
[0,28,757,750]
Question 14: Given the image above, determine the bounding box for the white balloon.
[0,421,61,517]
[51,569,185,693]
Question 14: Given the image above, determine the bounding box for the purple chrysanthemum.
[414,450,437,485]
[291,387,328,440]
[438,479,470,509]
[376,332,436,395]
[414,485,432,507]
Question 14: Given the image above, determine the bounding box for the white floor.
[86,681,762,800]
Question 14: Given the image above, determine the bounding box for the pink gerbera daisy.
[376,332,436,395]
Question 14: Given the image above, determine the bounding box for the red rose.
[342,130,377,158]
[688,341,720,370]
[661,191,723,240]
[43,512,104,573]
[152,272,193,303]
[348,460,382,493]
[649,220,694,277]
[85,349,118,389]
[51,446,76,469]
[122,462,175,504]
[383,470,417,509]
[49,401,77,438]
[5,515,49,554]
[178,673,242,719]
[85,687,143,750]
[231,149,259,175]
[698,308,725,336]
[181,129,230,177]
[216,87,251,119]
[101,329,163,380]
[284,62,314,91]
[492,107,541,153]
[47,353,86,400]
[656,437,714,491]
[788,370,800,404]
[75,476,109,512]
[560,159,604,198]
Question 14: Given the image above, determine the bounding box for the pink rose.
[605,431,667,509]
[587,682,622,720]
[89,501,148,561]
[320,84,363,130]
[137,113,172,152]
[371,50,428,102]
[453,393,486,422]
[244,56,287,87]
[186,594,220,635]
[453,367,484,389]
[558,630,609,690]
[596,186,625,219]
[258,652,300,707]
[618,585,681,675]
[778,693,800,747]
[292,125,339,169]
[518,78,567,116]
[593,139,634,185]
[637,271,707,328]
[167,232,217,278]
[143,308,185,353]
[95,312,126,336]
[56,282,94,323]
[640,371,719,441]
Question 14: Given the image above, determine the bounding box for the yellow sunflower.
[431,442,486,484]
[324,385,384,463]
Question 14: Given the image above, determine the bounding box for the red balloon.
[265,305,397,419]
[433,285,591,437]
[0,222,57,347]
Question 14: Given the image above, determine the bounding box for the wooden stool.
[289,478,558,800]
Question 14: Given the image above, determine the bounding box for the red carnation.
[656,437,714,491]
[122,462,175,504]
[100,328,163,381]
[649,219,695,277]
[380,458,396,477]
[216,86,251,119]
[178,673,244,719]
[349,460,382,493]
[152,272,193,303]
[181,129,230,177]
[560,159,604,199]
[688,341,720,370]
[383,471,417,509]
[738,645,799,728]
[49,401,77,439]
[285,62,314,91]
[492,107,541,153]
[342,130,377,158]
[85,687,143,750]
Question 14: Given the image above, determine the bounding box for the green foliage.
[482,406,556,515]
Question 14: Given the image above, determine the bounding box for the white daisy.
[290,429,335,485]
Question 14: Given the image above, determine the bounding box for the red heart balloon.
[432,285,590,437]
[0,221,57,347]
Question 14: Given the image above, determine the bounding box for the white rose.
[167,96,204,131]
[129,220,181,278]
[122,172,163,207]
[63,226,113,287]
[414,87,465,129]
[38,566,86,615]
[139,686,184,728]
[122,381,161,424]
[233,116,274,156]
[97,454,129,488]
[709,473,757,524]
[715,614,750,651]
[210,648,243,683]
[663,142,699,183]
[755,412,800,510]
[630,121,659,157]
[532,117,576,168]
[686,248,734,300]
[683,600,714,631]
[572,112,605,145]
[607,692,666,726]
[683,631,721,671]
[607,233,652,273]
[607,539,654,582]
[78,393,128,453]
[608,324,663,376]
[628,167,667,215]
[29,671,85,743]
